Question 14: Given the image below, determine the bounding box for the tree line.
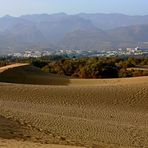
[0,55,148,78]
[32,57,148,78]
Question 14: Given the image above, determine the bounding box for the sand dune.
[0,63,70,85]
[0,64,148,147]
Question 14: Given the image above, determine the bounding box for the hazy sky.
[0,0,148,16]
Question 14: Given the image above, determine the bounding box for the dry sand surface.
[0,64,148,148]
[0,138,83,148]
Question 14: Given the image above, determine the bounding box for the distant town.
[7,47,148,58]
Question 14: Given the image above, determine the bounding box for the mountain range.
[0,13,148,55]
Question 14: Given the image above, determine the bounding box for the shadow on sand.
[0,65,70,85]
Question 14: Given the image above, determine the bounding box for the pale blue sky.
[0,0,147,16]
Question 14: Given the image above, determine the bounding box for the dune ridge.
[0,64,148,147]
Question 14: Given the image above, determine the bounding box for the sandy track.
[127,66,148,71]
[0,64,148,147]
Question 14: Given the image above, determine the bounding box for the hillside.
[60,24,148,50]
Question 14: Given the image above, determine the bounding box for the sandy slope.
[0,64,148,147]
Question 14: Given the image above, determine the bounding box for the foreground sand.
[0,64,148,147]
[0,138,83,148]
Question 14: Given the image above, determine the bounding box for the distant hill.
[0,13,148,54]
[78,13,148,29]
[60,24,148,50]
